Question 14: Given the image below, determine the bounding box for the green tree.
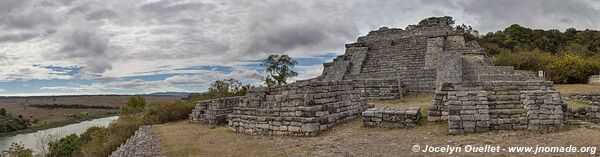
[559,43,592,56]
[187,79,251,102]
[261,54,298,87]
[503,24,533,50]
[455,24,479,41]
[47,134,81,157]
[122,96,146,115]
[209,79,251,96]
[418,16,454,26]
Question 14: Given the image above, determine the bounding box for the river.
[0,116,119,154]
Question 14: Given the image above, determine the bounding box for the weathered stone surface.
[441,88,566,135]
[565,93,600,105]
[110,126,164,157]
[189,97,242,125]
[362,107,420,128]
[589,75,600,84]
[522,91,566,133]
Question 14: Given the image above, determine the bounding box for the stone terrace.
[190,80,372,136]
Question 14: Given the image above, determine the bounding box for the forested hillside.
[476,24,600,83]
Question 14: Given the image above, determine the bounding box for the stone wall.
[447,91,493,134]
[445,89,565,135]
[589,75,600,84]
[352,79,405,99]
[565,93,600,105]
[429,81,565,134]
[228,80,372,136]
[522,91,565,132]
[110,126,164,157]
[362,107,420,128]
[436,47,462,84]
[429,81,555,121]
[189,96,242,125]
[567,107,600,124]
[188,80,373,136]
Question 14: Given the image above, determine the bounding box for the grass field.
[554,84,600,96]
[153,84,600,156]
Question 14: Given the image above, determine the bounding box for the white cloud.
[292,65,324,82]
[4,0,600,94]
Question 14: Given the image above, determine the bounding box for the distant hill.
[144,92,192,98]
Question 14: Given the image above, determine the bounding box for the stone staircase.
[109,126,164,157]
[360,37,427,77]
[488,93,527,130]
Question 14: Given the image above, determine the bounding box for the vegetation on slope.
[476,24,600,84]
[0,108,31,134]
[41,77,253,157]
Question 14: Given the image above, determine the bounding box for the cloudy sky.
[1,0,600,96]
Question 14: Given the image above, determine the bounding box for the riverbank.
[0,112,119,137]
[0,116,120,154]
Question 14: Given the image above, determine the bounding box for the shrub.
[47,134,81,157]
[79,126,107,144]
[547,53,600,83]
[1,142,33,157]
[143,101,194,124]
[122,96,146,115]
[0,108,31,133]
[492,49,557,71]
[63,97,200,156]
[493,49,600,84]
[187,79,251,102]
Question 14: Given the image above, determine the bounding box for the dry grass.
[155,119,600,157]
[554,84,600,96]
[566,100,594,108]
[153,121,291,157]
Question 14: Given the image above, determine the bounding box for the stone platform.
[362,107,420,128]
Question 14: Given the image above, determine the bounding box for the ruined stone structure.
[189,17,566,135]
[566,93,600,106]
[362,107,420,128]
[317,18,494,98]
[190,96,242,125]
[568,106,600,124]
[190,80,372,136]
[590,75,600,84]
[110,126,164,157]
[433,82,565,134]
